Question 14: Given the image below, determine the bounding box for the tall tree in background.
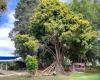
[93,1,100,62]
[94,1,100,29]
[9,0,37,40]
[70,0,100,29]
[70,0,100,64]
[28,0,97,74]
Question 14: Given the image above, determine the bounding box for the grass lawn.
[0,72,100,80]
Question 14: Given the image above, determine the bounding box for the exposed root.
[41,61,67,76]
[35,61,70,76]
[42,61,56,75]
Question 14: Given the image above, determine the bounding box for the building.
[0,56,22,70]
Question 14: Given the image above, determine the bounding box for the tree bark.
[42,35,67,75]
[42,43,66,75]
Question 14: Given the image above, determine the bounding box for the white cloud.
[1,11,15,28]
[0,39,15,50]
[0,50,14,56]
[8,11,16,24]
[59,0,72,3]
[0,11,16,56]
[0,27,15,50]
[0,27,11,40]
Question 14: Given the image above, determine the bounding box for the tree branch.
[45,45,56,60]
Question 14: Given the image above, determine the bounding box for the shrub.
[25,55,38,72]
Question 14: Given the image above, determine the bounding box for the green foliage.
[9,0,38,60]
[94,3,100,29]
[0,0,6,11]
[92,31,100,57]
[40,52,53,68]
[29,0,97,55]
[15,34,39,59]
[63,57,71,67]
[24,40,39,52]
[0,0,6,16]
[11,0,97,67]
[25,55,38,72]
[9,0,38,40]
[70,0,100,63]
[70,0,100,29]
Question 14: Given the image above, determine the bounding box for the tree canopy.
[70,0,100,63]
[28,0,97,74]
[70,0,100,29]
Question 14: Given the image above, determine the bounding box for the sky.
[0,0,69,56]
[0,0,19,56]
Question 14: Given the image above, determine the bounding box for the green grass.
[70,72,100,80]
[0,72,100,80]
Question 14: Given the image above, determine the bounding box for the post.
[6,63,8,71]
[72,63,75,71]
[0,63,3,70]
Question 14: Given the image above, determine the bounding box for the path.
[0,70,29,77]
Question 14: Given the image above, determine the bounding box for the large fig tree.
[28,0,97,74]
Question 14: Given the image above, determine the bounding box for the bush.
[63,57,71,67]
[25,55,38,72]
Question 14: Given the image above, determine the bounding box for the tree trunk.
[42,47,66,75]
[55,61,65,74]
[42,40,66,75]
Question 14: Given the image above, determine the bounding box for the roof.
[0,56,22,62]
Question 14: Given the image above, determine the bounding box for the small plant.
[25,55,38,73]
